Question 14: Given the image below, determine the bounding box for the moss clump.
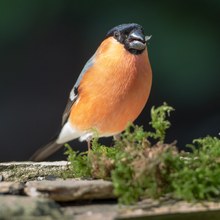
[170,136,220,201]
[65,103,220,204]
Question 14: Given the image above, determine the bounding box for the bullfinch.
[30,23,152,161]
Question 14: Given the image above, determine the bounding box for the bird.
[30,23,152,161]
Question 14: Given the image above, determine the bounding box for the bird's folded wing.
[61,53,96,125]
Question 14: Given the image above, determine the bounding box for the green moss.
[64,103,220,204]
[64,146,90,178]
[170,136,220,201]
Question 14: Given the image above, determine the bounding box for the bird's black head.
[106,23,151,55]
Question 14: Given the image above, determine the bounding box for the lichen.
[0,162,69,182]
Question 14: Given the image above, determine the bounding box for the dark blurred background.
[0,0,219,161]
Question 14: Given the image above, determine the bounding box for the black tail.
[29,137,63,162]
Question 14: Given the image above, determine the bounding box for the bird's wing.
[61,53,96,125]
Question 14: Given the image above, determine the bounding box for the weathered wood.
[0,195,67,220]
[1,161,220,220]
[0,181,24,194]
[117,198,220,220]
[25,179,115,201]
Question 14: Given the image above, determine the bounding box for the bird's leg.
[113,133,121,142]
[87,139,91,152]
[84,133,93,154]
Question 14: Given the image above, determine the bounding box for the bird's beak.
[129,29,145,43]
[127,29,146,51]
[145,35,152,42]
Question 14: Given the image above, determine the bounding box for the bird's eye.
[114,31,119,38]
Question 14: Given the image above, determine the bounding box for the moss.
[65,103,220,204]
[170,136,220,201]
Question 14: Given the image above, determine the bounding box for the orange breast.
[69,37,152,136]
